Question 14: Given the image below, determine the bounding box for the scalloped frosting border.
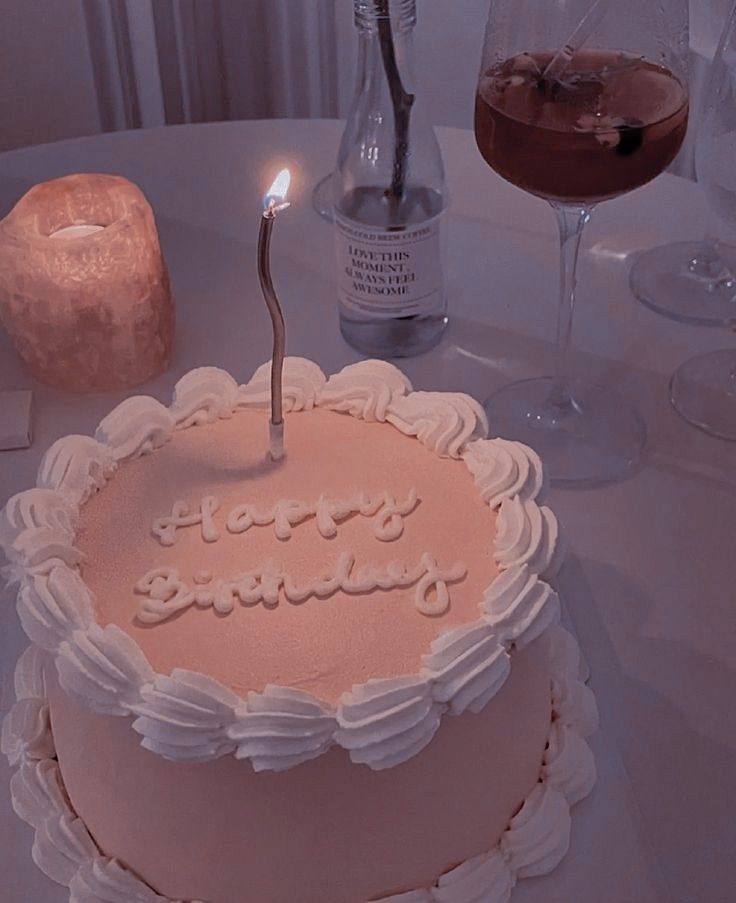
[0,358,567,772]
[1,627,598,903]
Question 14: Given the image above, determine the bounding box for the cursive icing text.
[135,552,467,624]
[152,489,419,546]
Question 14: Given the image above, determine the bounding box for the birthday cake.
[1,357,597,903]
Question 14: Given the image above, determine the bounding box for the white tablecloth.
[0,120,733,903]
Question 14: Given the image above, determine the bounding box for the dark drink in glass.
[475,50,689,204]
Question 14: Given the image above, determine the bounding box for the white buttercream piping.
[14,643,52,700]
[0,357,583,776]
[317,359,413,421]
[170,366,240,428]
[500,782,571,878]
[17,567,95,652]
[56,623,155,717]
[481,565,561,651]
[1,697,54,766]
[11,757,98,887]
[542,720,597,806]
[131,669,240,762]
[228,685,337,772]
[548,626,599,739]
[1,646,55,765]
[36,436,117,508]
[385,391,489,459]
[237,357,326,412]
[0,489,77,551]
[10,758,65,831]
[0,489,81,587]
[422,621,511,715]
[494,496,565,579]
[431,848,514,903]
[4,526,82,580]
[335,675,442,770]
[70,857,180,903]
[462,437,546,509]
[96,396,175,462]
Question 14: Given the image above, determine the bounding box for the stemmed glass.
[629,2,736,329]
[629,223,736,328]
[670,0,736,439]
[475,0,689,483]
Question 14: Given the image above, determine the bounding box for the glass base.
[670,349,736,441]
[629,241,736,326]
[484,377,646,486]
[311,172,335,222]
[339,310,448,358]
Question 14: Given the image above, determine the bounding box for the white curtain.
[84,0,729,177]
[82,0,355,130]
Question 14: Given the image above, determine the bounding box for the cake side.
[3,626,597,903]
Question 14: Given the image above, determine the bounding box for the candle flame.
[263,168,291,215]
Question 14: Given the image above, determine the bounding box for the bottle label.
[335,212,445,318]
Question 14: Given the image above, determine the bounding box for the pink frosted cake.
[1,358,597,903]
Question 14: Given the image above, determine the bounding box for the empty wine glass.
[475,0,689,483]
[670,0,736,439]
[629,228,736,327]
[629,2,736,328]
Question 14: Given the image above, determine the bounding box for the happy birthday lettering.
[135,553,468,624]
[140,487,467,624]
[152,489,419,546]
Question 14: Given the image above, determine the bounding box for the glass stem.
[548,202,592,412]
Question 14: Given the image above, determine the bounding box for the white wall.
[414,0,488,129]
[0,0,101,152]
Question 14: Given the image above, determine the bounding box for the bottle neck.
[353,3,417,95]
[354,0,416,33]
[337,0,444,218]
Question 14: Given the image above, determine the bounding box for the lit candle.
[0,173,173,392]
[258,168,291,461]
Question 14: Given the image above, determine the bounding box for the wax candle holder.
[0,173,174,392]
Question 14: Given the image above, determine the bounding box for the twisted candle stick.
[257,169,290,461]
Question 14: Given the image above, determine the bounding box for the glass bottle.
[333,0,448,357]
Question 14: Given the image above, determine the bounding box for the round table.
[0,120,733,903]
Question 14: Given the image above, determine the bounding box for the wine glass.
[629,228,736,328]
[475,0,689,483]
[670,0,736,440]
[629,2,736,329]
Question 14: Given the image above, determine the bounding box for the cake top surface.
[79,405,496,703]
[1,357,561,770]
